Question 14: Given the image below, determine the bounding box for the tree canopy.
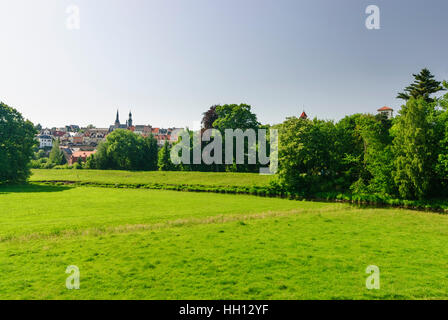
[90,129,158,171]
[0,102,36,183]
[213,104,260,132]
[397,68,444,102]
[201,105,219,130]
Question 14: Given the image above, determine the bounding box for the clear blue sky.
[0,0,447,128]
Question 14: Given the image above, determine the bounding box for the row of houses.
[36,111,185,164]
[36,128,107,149]
[37,127,182,148]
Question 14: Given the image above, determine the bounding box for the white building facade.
[37,135,53,148]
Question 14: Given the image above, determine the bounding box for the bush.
[72,163,83,170]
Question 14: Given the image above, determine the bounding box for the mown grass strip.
[0,207,350,243]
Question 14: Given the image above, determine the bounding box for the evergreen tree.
[49,139,65,165]
[397,68,444,102]
[158,141,174,171]
[139,134,158,171]
[34,123,42,132]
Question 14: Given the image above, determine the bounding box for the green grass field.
[30,169,272,187]
[2,170,448,299]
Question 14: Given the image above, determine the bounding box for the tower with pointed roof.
[299,110,308,120]
[127,111,133,128]
[115,109,120,128]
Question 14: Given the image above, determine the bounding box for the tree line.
[1,68,447,202]
[276,68,448,200]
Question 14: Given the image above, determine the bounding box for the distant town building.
[134,125,152,136]
[377,106,394,119]
[37,134,53,149]
[299,111,308,119]
[110,110,132,132]
[68,150,97,165]
[127,111,133,127]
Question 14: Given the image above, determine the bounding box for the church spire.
[128,110,133,127]
[115,109,120,126]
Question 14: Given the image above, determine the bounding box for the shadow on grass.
[0,183,72,194]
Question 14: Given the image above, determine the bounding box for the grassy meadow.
[1,169,448,299]
[30,169,272,187]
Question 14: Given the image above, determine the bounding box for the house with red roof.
[68,150,97,165]
[377,106,393,119]
[299,111,308,119]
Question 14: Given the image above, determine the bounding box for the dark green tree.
[158,141,174,171]
[397,68,444,102]
[201,105,219,129]
[213,104,260,172]
[34,123,42,132]
[140,134,158,171]
[0,102,37,183]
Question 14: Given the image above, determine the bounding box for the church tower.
[115,109,120,127]
[127,111,133,128]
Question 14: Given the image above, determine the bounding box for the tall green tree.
[213,104,260,172]
[355,113,394,195]
[141,134,158,171]
[397,68,444,102]
[391,97,439,199]
[334,114,366,189]
[0,102,36,183]
[435,81,448,193]
[158,141,174,171]
[277,116,339,195]
[49,139,65,165]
